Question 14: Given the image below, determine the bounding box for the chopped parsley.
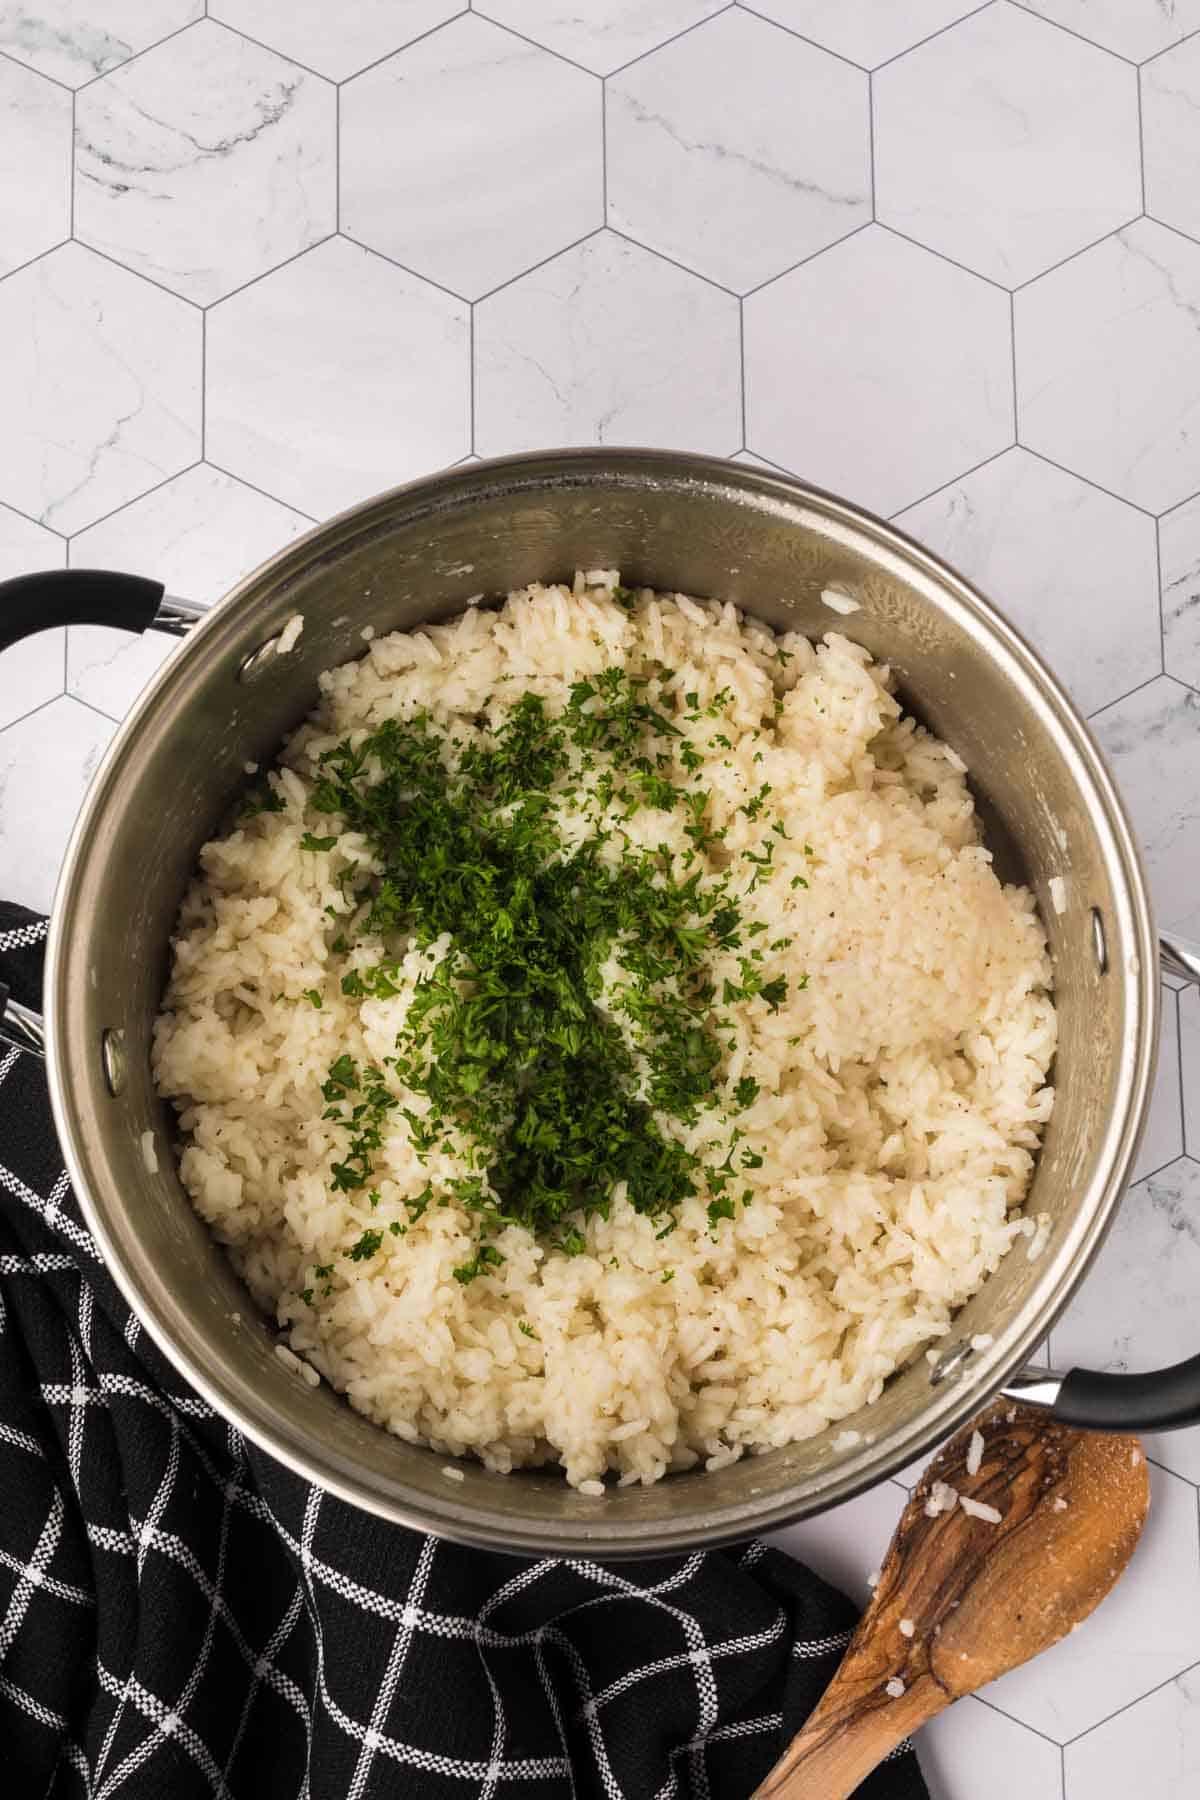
[294,666,810,1279]
[347,1229,383,1262]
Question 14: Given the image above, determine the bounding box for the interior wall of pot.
[52,456,1146,1547]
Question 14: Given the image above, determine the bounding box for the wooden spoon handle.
[752,1678,933,1799]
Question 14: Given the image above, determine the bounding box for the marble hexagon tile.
[473,0,727,76]
[341,13,602,300]
[1092,678,1200,940]
[0,241,201,533]
[0,505,65,732]
[0,54,71,278]
[473,230,740,456]
[874,3,1140,285]
[1143,34,1200,243]
[1066,1669,1200,1800]
[1014,0,1200,63]
[74,18,336,305]
[894,448,1160,716]
[1183,986,1200,1155]
[0,695,115,912]
[1159,494,1200,692]
[0,0,203,87]
[744,225,1013,515]
[209,0,463,81]
[1052,1154,1200,1486]
[205,236,469,518]
[740,0,987,68]
[1015,220,1200,514]
[606,7,869,294]
[66,464,313,719]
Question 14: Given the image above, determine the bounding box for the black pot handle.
[1050,1359,1200,1433]
[0,569,166,654]
[1003,1348,1200,1434]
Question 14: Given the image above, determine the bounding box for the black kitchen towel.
[0,902,927,1800]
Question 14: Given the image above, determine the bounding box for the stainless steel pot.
[3,449,1199,1559]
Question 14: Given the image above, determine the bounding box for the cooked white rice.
[152,574,1055,1489]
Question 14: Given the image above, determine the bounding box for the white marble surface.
[0,5,1198,1796]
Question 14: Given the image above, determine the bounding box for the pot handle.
[0,569,164,652]
[0,567,207,1056]
[1003,1356,1200,1433]
[0,568,206,655]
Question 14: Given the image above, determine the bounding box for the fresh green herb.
[347,1229,383,1262]
[661,1268,675,1283]
[243,785,286,818]
[453,1242,505,1285]
[303,988,323,1009]
[518,1319,539,1339]
[300,832,338,852]
[310,666,795,1266]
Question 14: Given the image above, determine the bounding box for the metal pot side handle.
[1002,1356,1200,1434]
[0,567,206,656]
[0,567,204,1055]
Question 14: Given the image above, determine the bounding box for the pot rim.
[44,448,1159,1555]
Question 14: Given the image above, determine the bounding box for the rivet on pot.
[238,636,283,683]
[928,1341,974,1387]
[1091,907,1108,975]
[101,1028,126,1096]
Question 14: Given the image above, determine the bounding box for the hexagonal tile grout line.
[1084,671,1173,724]
[0,691,64,737]
[1130,208,1200,264]
[64,458,207,552]
[327,8,473,90]
[463,225,605,308]
[332,229,471,308]
[1136,66,1149,215]
[1177,993,1191,1156]
[1157,669,1200,702]
[1155,516,1167,679]
[1009,219,1145,299]
[975,1690,1066,1752]
[71,691,124,729]
[1020,446,1159,524]
[199,460,320,525]
[738,218,876,301]
[482,1,746,84]
[0,44,72,95]
[600,74,608,218]
[1058,1648,1200,1751]
[885,442,1019,522]
[72,12,208,95]
[737,299,747,448]
[0,239,71,292]
[875,218,1013,297]
[733,0,869,74]
[0,490,67,541]
[70,238,206,317]
[1001,0,1136,69]
[469,7,603,80]
[604,224,747,302]
[468,305,477,456]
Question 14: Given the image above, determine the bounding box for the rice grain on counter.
[153,576,1056,1489]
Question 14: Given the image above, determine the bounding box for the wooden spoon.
[753,1400,1150,1799]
